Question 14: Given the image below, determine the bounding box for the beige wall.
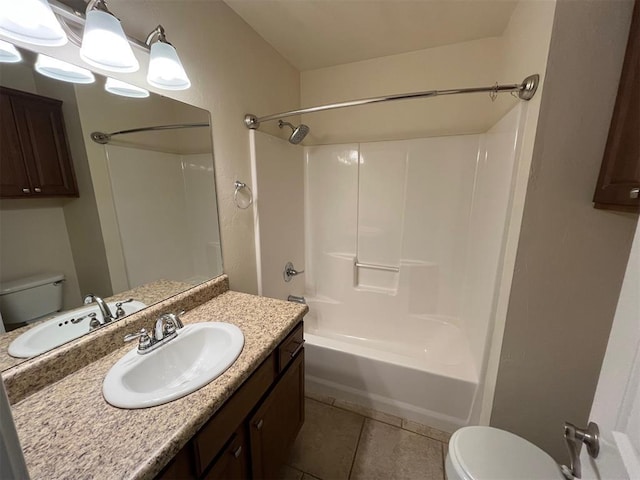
[491,0,638,462]
[478,0,556,424]
[300,36,509,145]
[0,200,82,311]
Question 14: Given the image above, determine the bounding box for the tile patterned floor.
[280,395,451,480]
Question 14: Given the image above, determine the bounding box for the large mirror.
[0,45,223,370]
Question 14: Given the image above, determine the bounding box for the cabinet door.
[204,428,249,480]
[593,0,640,211]
[249,350,305,480]
[156,444,196,480]
[0,91,31,197]
[10,92,78,197]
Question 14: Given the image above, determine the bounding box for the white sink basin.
[8,300,146,359]
[103,322,244,409]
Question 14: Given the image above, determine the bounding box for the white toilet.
[445,426,565,480]
[0,273,65,327]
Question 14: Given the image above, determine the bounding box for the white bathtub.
[304,315,478,433]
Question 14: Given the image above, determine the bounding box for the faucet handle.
[115,298,134,318]
[159,311,185,337]
[124,328,152,351]
[174,311,185,329]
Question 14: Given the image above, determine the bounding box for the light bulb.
[0,0,67,46]
[80,9,139,73]
[105,77,149,98]
[0,39,21,63]
[35,54,95,84]
[147,41,191,91]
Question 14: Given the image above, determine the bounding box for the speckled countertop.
[10,291,307,480]
[0,279,194,372]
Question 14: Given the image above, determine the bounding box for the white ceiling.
[224,0,518,71]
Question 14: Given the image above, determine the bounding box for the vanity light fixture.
[79,0,139,73]
[0,0,67,46]
[105,77,149,98]
[35,53,95,84]
[146,25,191,91]
[0,1,191,90]
[0,39,22,63]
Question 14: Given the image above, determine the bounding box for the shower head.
[278,120,310,145]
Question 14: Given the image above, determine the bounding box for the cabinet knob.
[631,188,639,199]
[22,188,30,194]
[254,419,264,430]
[34,187,42,193]
[232,445,242,458]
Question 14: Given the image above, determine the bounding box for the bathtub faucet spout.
[287,295,306,304]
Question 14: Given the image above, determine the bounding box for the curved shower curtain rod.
[244,74,539,130]
[90,122,210,145]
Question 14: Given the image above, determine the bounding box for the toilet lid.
[448,426,564,480]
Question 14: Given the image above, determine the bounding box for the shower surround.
[252,105,525,431]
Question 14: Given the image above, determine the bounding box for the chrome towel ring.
[234,181,253,209]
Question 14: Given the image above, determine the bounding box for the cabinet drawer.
[193,353,275,476]
[278,322,304,373]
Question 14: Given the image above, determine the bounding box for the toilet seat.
[446,426,565,480]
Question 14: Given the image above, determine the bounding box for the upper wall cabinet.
[0,87,78,198]
[593,0,639,212]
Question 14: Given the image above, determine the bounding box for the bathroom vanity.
[2,276,308,479]
[159,322,305,480]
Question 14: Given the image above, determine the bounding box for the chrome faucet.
[83,294,116,323]
[125,312,185,354]
[153,312,184,342]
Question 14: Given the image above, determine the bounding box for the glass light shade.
[0,0,67,46]
[80,9,139,73]
[147,41,191,90]
[0,39,21,63]
[105,77,149,98]
[35,54,95,84]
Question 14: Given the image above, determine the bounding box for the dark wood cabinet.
[249,351,304,480]
[157,322,305,480]
[204,428,249,480]
[593,0,640,212]
[0,87,78,198]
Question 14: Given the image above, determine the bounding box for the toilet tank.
[0,273,65,325]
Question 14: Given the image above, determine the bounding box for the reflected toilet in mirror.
[0,273,65,328]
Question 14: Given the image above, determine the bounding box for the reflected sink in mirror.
[8,301,146,359]
[103,322,244,409]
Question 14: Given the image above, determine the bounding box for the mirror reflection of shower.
[278,119,310,144]
[95,121,222,290]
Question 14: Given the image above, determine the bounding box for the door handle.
[562,421,599,479]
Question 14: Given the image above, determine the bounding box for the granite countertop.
[0,279,194,372]
[10,291,307,480]
[107,279,194,306]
